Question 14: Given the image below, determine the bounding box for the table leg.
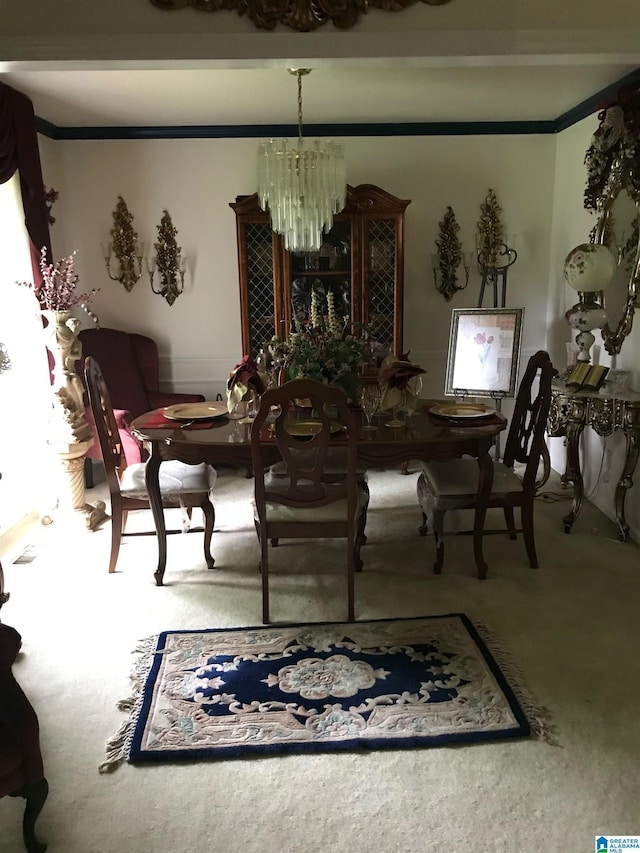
[613,428,640,542]
[144,449,167,585]
[562,420,585,533]
[474,450,494,580]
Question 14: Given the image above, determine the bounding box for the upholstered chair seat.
[120,461,217,500]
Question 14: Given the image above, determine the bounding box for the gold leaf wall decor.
[476,189,504,268]
[149,210,187,306]
[105,196,143,292]
[434,206,465,301]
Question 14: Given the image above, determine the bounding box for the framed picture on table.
[445,308,524,399]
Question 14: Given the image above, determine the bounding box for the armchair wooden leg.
[347,538,355,622]
[432,509,446,574]
[83,457,94,489]
[14,777,49,853]
[521,500,539,568]
[0,557,8,609]
[201,499,216,570]
[504,505,517,539]
[109,501,124,574]
[261,533,270,624]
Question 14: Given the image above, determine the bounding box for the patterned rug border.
[99,613,558,773]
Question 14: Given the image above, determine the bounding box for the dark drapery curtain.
[0,82,51,285]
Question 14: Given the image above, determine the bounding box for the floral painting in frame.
[445,308,524,398]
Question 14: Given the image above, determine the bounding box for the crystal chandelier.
[257,69,347,253]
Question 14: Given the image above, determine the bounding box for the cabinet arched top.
[344,184,411,214]
[230,184,411,217]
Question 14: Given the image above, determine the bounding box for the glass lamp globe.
[565,300,608,332]
[563,243,616,293]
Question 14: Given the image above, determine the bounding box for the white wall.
[39,133,556,407]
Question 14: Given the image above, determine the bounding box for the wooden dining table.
[132,401,507,585]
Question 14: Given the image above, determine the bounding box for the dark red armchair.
[78,328,205,483]
[0,622,49,853]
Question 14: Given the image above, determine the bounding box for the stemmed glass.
[361,384,382,430]
[405,376,424,417]
[385,405,405,428]
[239,388,260,424]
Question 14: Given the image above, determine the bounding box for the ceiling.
[3,61,640,133]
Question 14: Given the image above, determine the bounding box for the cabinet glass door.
[286,217,352,330]
[244,220,276,356]
[364,217,398,359]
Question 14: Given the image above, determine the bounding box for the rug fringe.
[99,635,160,773]
[471,619,561,748]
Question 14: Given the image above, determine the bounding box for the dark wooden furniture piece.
[230,184,410,366]
[0,622,48,853]
[0,473,6,609]
[251,379,370,623]
[417,351,554,575]
[0,560,7,609]
[84,357,216,579]
[132,396,506,589]
[547,379,640,540]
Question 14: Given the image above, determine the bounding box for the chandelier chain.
[297,71,304,141]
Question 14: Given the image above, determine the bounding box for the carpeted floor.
[1,465,639,852]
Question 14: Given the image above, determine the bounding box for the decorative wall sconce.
[102,196,144,292]
[148,210,187,306]
[475,189,517,308]
[431,207,472,301]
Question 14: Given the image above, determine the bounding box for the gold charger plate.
[270,419,344,437]
[431,403,496,420]
[163,402,228,422]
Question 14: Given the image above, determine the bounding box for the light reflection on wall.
[0,174,56,547]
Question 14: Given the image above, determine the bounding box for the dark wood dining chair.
[417,350,554,575]
[84,356,216,577]
[250,378,370,623]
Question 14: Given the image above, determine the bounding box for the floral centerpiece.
[20,246,99,325]
[268,289,367,401]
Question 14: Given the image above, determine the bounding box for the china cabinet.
[230,184,411,366]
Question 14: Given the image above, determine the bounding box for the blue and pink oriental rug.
[100,613,554,771]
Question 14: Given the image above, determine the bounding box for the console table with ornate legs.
[547,380,640,541]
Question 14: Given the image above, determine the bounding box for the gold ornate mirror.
[585,86,640,356]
